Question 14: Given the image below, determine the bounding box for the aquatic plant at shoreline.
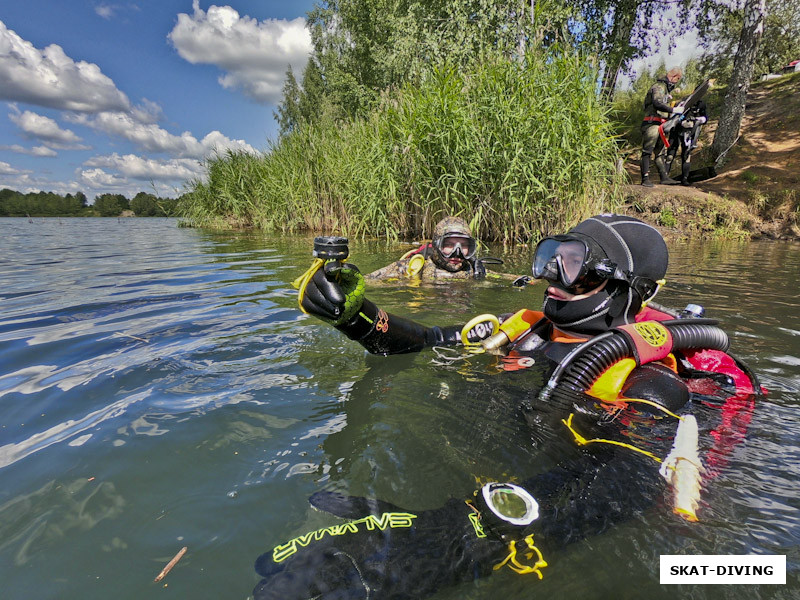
[179,51,622,244]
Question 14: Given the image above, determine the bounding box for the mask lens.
[532,238,588,286]
[439,235,476,259]
[481,483,539,527]
[490,490,529,519]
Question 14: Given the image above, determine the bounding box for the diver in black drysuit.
[254,443,664,600]
[254,215,760,599]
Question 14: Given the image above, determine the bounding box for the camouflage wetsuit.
[641,77,679,183]
[366,253,475,281]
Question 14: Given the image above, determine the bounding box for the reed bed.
[179,51,622,244]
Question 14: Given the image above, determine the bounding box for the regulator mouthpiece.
[313,236,349,261]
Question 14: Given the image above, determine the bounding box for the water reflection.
[0,219,798,599]
[0,478,126,567]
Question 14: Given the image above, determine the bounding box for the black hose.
[543,319,730,395]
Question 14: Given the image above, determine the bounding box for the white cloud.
[77,167,131,191]
[0,144,58,157]
[95,4,116,19]
[130,98,164,124]
[83,153,203,181]
[94,3,141,21]
[0,20,131,112]
[168,1,312,104]
[0,160,29,176]
[68,110,257,158]
[9,107,88,149]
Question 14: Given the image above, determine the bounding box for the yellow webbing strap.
[406,254,426,277]
[562,413,663,463]
[611,398,685,420]
[292,258,324,314]
[493,534,548,578]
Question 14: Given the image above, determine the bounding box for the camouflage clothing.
[641,76,679,183]
[366,255,474,281]
[433,216,471,239]
[643,78,674,121]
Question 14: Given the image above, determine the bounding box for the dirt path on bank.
[621,73,800,240]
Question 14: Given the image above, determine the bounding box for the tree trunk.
[710,0,767,167]
[600,5,638,99]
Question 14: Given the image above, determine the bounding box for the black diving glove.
[297,260,498,355]
[253,490,514,600]
[299,261,366,327]
[469,256,504,280]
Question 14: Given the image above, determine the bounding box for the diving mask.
[434,233,477,260]
[533,235,613,290]
[532,235,659,298]
[476,482,539,541]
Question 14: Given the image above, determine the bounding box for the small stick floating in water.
[114,332,148,343]
[154,546,188,582]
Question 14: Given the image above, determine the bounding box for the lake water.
[1,217,799,599]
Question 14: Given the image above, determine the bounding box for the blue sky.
[1,1,316,199]
[1,1,701,201]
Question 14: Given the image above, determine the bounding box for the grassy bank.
[179,52,622,244]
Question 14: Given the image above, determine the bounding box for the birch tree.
[710,0,767,166]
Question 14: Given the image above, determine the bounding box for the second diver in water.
[366,216,505,281]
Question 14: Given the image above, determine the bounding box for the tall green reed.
[180,50,622,244]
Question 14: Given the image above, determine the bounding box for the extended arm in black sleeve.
[335,299,492,355]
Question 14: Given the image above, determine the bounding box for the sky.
[0,0,316,199]
[0,1,700,200]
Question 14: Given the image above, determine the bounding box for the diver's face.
[546,280,608,301]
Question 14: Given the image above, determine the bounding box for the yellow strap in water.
[493,534,548,578]
[562,413,663,463]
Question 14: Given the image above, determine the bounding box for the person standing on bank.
[665,99,709,186]
[641,67,684,187]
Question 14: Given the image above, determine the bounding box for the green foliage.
[130,192,156,216]
[697,0,800,81]
[93,194,130,217]
[290,0,698,123]
[293,0,582,129]
[180,50,621,243]
[658,208,677,228]
[740,170,761,186]
[0,188,177,218]
[0,189,90,217]
[274,65,302,136]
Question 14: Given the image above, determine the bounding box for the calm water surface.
[0,218,798,599]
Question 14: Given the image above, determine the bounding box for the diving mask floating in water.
[477,482,540,541]
[434,233,477,260]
